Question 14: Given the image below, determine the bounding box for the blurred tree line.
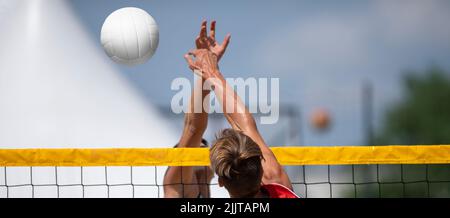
[375,66,450,145]
[353,67,450,198]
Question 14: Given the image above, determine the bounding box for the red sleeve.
[261,183,300,198]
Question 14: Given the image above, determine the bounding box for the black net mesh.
[1,164,449,198]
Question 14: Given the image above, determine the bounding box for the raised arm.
[164,21,232,197]
[185,49,292,190]
[163,78,209,198]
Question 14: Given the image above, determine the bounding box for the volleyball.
[311,108,331,131]
[100,7,159,66]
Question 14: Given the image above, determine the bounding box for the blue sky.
[69,0,450,146]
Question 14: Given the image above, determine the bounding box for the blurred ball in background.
[100,7,159,66]
[310,108,331,132]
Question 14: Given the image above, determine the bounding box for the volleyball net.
[1,145,450,198]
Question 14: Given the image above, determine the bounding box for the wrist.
[204,71,224,87]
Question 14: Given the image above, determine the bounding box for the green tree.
[376,67,450,145]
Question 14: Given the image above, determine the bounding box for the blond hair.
[210,129,263,197]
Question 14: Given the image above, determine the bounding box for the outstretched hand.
[195,20,231,61]
[184,49,219,80]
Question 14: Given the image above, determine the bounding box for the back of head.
[210,129,263,197]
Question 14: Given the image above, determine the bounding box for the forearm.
[207,70,292,189]
[207,71,272,155]
[178,79,210,148]
[164,79,209,197]
[207,73,256,132]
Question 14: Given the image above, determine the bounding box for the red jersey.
[261,183,299,198]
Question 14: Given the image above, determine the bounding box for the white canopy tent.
[0,0,229,198]
[0,0,230,198]
[0,0,207,197]
[0,0,177,148]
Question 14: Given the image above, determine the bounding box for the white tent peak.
[0,0,177,148]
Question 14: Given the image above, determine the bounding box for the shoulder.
[261,183,300,198]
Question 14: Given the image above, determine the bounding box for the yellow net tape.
[0,145,449,166]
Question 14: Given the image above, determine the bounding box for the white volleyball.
[101,7,159,66]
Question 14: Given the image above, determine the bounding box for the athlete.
[163,139,214,198]
[183,21,298,198]
[162,21,229,198]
